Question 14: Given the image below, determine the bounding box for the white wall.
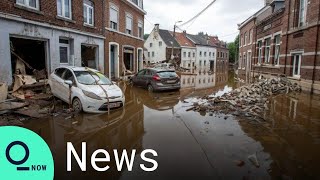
[180,47,196,71]
[195,46,217,73]
[0,17,105,85]
[144,29,167,64]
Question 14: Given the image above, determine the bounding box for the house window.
[243,52,246,69]
[159,41,162,47]
[204,52,207,57]
[204,60,206,66]
[148,52,150,57]
[244,32,247,45]
[239,55,242,68]
[298,0,307,27]
[258,41,262,64]
[199,51,202,57]
[183,52,186,58]
[59,39,70,64]
[126,14,133,35]
[265,38,271,63]
[57,0,72,19]
[274,35,281,65]
[150,43,152,47]
[188,52,191,57]
[217,52,220,58]
[83,0,94,26]
[152,52,155,57]
[193,52,195,58]
[292,54,302,77]
[240,35,242,47]
[138,21,143,38]
[199,60,202,67]
[16,0,39,10]
[110,6,119,30]
[209,52,211,57]
[249,29,253,44]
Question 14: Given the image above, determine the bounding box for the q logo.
[0,126,54,180]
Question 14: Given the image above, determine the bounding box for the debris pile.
[188,77,302,119]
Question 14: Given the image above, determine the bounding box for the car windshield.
[157,71,177,78]
[74,71,113,85]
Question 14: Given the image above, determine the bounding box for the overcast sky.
[144,0,265,43]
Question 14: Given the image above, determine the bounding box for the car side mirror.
[64,80,73,86]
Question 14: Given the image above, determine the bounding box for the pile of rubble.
[188,77,302,120]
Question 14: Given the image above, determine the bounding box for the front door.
[110,45,115,79]
[292,54,301,77]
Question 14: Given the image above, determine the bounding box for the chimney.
[154,24,159,32]
[183,30,187,36]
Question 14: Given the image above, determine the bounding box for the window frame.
[265,38,271,64]
[57,0,72,19]
[258,41,262,64]
[83,0,94,26]
[16,0,40,10]
[109,5,119,30]
[298,0,307,27]
[292,53,302,77]
[274,35,281,65]
[125,13,133,35]
[138,20,143,38]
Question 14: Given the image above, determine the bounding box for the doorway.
[81,45,97,69]
[124,47,134,72]
[109,43,119,79]
[10,37,47,76]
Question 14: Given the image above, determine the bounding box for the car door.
[60,69,75,103]
[50,68,66,100]
[141,69,152,87]
[134,70,146,86]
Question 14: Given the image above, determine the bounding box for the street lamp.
[170,20,183,64]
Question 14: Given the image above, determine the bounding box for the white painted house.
[144,24,180,64]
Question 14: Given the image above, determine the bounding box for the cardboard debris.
[15,59,26,75]
[0,83,8,101]
[13,75,37,92]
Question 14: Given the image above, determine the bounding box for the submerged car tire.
[148,84,154,92]
[72,97,83,112]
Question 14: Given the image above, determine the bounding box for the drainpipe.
[311,1,320,94]
[284,0,291,76]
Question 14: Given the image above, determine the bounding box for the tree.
[227,35,239,64]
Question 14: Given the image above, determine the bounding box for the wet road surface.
[24,72,320,180]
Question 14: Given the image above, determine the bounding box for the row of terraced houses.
[238,0,320,94]
[0,0,146,85]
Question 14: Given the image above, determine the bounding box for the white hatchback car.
[49,66,125,113]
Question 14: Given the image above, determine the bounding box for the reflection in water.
[23,71,320,179]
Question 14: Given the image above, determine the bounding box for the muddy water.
[23,71,320,180]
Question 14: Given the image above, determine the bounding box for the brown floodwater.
[23,71,320,180]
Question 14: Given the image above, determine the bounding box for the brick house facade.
[105,0,145,80]
[0,0,105,85]
[238,0,320,94]
[215,41,229,86]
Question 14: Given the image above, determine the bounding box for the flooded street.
[23,71,320,180]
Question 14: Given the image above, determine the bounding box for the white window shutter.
[126,16,132,30]
[110,8,118,23]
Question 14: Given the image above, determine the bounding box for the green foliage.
[144,34,149,40]
[227,35,239,63]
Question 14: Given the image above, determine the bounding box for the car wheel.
[72,98,83,112]
[148,84,154,92]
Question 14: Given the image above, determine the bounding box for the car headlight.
[82,90,102,100]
